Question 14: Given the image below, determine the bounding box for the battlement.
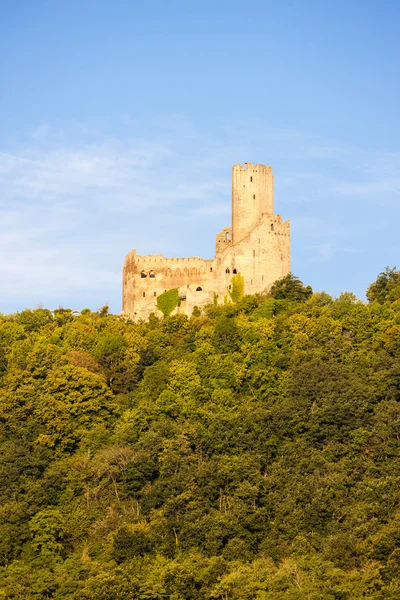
[232,162,272,173]
[124,251,211,266]
[135,255,212,264]
[127,253,212,268]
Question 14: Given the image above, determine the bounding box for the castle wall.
[122,163,290,321]
[122,251,217,320]
[216,214,290,295]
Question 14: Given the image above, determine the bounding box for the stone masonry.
[122,163,290,320]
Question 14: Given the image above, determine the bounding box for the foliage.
[366,266,400,304]
[192,306,201,317]
[156,288,180,317]
[269,272,313,301]
[229,273,245,303]
[1,271,400,597]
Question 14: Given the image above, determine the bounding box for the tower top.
[232,162,272,172]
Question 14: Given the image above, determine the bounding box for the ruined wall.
[122,163,290,321]
[215,227,232,253]
[122,252,216,320]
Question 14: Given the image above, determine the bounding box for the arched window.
[149,270,155,278]
[233,268,237,274]
[200,265,205,271]
[226,268,230,274]
[225,232,231,241]
[271,223,274,231]
[140,271,147,278]
[196,286,202,291]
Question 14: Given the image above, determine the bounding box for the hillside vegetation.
[1,270,400,599]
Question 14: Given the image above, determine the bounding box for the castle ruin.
[122,163,290,320]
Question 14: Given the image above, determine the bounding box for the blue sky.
[1,0,399,313]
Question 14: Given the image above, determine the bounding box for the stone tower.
[232,163,274,244]
[123,163,290,321]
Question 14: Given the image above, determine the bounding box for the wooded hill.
[1,269,400,599]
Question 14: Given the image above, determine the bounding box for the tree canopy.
[269,272,313,302]
[366,266,400,304]
[0,270,400,598]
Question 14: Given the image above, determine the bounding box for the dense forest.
[1,269,400,599]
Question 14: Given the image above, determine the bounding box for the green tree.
[269,272,313,301]
[229,273,245,303]
[29,509,66,561]
[213,316,239,352]
[366,266,400,304]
